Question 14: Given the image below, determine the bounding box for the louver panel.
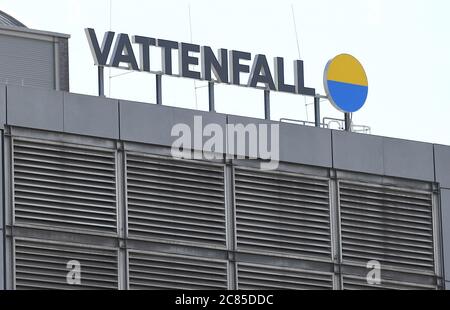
[128,251,228,290]
[342,276,437,290]
[13,139,117,234]
[339,181,435,273]
[234,168,331,259]
[127,154,226,247]
[237,263,333,290]
[14,238,118,290]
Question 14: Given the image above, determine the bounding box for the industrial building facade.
[0,13,450,291]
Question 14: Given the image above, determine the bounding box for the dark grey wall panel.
[333,131,383,175]
[120,100,226,151]
[434,145,450,189]
[383,138,434,182]
[58,38,70,92]
[280,123,332,168]
[0,85,5,129]
[7,85,63,132]
[441,189,450,282]
[64,93,119,139]
[0,34,54,89]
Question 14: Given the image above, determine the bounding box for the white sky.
[1,0,449,145]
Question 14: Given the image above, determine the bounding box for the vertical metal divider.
[225,160,237,290]
[329,169,343,290]
[116,141,128,290]
[3,127,13,290]
[432,185,444,289]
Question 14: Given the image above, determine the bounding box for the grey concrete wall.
[226,116,332,168]
[120,100,227,152]
[64,93,119,140]
[7,85,64,132]
[435,144,450,189]
[333,131,435,182]
[4,85,445,183]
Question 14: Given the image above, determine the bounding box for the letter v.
[85,28,115,66]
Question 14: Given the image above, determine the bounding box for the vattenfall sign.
[85,28,368,113]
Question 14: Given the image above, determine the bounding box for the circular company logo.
[324,54,368,113]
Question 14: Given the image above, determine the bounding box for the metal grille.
[234,168,331,259]
[342,275,437,290]
[13,139,117,234]
[339,181,435,273]
[128,251,228,290]
[0,34,54,88]
[237,263,333,290]
[14,238,118,290]
[127,154,226,247]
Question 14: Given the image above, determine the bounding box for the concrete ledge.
[383,137,434,182]
[435,144,450,188]
[333,131,384,175]
[280,123,332,168]
[7,85,63,132]
[333,130,435,182]
[120,100,227,151]
[64,93,119,140]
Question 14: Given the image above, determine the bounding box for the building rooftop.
[0,10,26,28]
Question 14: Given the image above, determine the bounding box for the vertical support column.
[3,127,12,290]
[264,90,270,120]
[208,82,215,112]
[156,74,162,105]
[98,66,105,97]
[344,113,352,132]
[116,141,128,290]
[225,162,237,290]
[314,96,321,128]
[329,170,343,290]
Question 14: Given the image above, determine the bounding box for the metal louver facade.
[237,263,333,290]
[12,138,117,235]
[1,126,444,290]
[234,168,331,260]
[14,238,118,290]
[128,251,228,290]
[126,154,226,247]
